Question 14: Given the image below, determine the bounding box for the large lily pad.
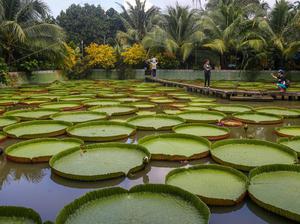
[50,143,150,181]
[51,111,107,123]
[0,116,20,129]
[56,184,210,224]
[139,133,210,160]
[278,137,300,156]
[0,206,42,224]
[127,115,185,130]
[211,139,298,171]
[39,102,83,111]
[89,105,137,116]
[255,107,300,118]
[166,164,248,205]
[275,126,300,137]
[249,164,300,222]
[67,121,136,141]
[173,123,230,140]
[5,138,83,163]
[83,99,121,107]
[4,108,59,120]
[212,105,253,114]
[233,112,283,124]
[178,111,226,123]
[4,120,72,139]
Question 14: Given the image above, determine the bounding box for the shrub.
[156,52,180,69]
[121,44,147,66]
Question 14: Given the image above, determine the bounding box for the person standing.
[203,59,211,87]
[151,58,158,78]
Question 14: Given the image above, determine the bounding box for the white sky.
[46,0,298,17]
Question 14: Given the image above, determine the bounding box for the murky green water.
[0,91,299,223]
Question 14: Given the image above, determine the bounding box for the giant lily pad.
[212,105,253,114]
[233,112,283,124]
[275,126,300,137]
[139,133,210,160]
[0,116,20,129]
[83,99,121,107]
[178,111,226,123]
[173,123,230,140]
[211,139,298,171]
[166,164,248,205]
[278,137,300,156]
[248,164,300,222]
[0,206,42,224]
[4,120,72,139]
[66,121,136,141]
[127,115,185,130]
[56,184,210,224]
[51,111,107,123]
[0,99,18,106]
[4,108,59,120]
[50,143,150,181]
[255,107,300,118]
[5,138,83,163]
[89,105,137,116]
[40,102,83,111]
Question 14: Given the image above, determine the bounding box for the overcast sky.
[47,0,298,17]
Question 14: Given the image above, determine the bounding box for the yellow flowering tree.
[85,43,117,69]
[121,44,147,65]
[63,44,79,70]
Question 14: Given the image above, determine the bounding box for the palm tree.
[117,0,159,46]
[0,0,65,65]
[200,0,266,68]
[257,0,300,68]
[143,4,204,64]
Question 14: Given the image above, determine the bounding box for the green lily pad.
[56,184,210,224]
[51,111,107,123]
[178,111,226,123]
[278,136,300,156]
[139,133,210,160]
[249,164,300,222]
[211,139,298,171]
[67,121,136,141]
[255,107,300,118]
[127,115,185,130]
[233,112,283,124]
[4,108,59,120]
[166,164,248,205]
[275,126,300,137]
[4,120,72,139]
[5,138,83,163]
[89,105,137,116]
[0,206,42,224]
[212,105,253,114]
[50,143,150,181]
[40,102,83,111]
[83,99,121,107]
[173,123,230,140]
[0,116,20,129]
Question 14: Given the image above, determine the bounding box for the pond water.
[0,82,299,223]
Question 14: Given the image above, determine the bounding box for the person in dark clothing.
[203,59,212,87]
[271,69,289,92]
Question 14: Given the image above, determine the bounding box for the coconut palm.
[200,0,267,68]
[117,0,159,46]
[0,0,65,65]
[143,4,204,63]
[257,0,300,67]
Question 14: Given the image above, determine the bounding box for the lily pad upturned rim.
[173,123,230,140]
[49,142,150,181]
[50,111,108,123]
[0,206,42,224]
[88,105,138,116]
[66,121,136,141]
[166,164,248,206]
[127,114,185,131]
[138,133,211,161]
[5,137,84,163]
[4,108,59,120]
[278,136,300,156]
[211,139,298,171]
[211,104,253,114]
[3,120,72,139]
[178,110,227,123]
[39,101,83,111]
[0,131,7,142]
[0,116,21,128]
[232,112,283,124]
[248,164,300,222]
[56,184,210,224]
[254,106,300,118]
[275,126,300,137]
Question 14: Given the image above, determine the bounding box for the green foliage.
[156,52,180,69]
[0,58,8,84]
[19,60,39,74]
